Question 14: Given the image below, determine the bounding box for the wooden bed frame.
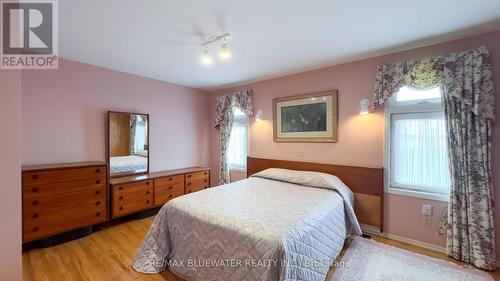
[247,157,384,232]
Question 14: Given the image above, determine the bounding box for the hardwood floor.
[23,216,499,281]
[23,217,184,281]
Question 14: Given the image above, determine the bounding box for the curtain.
[372,46,496,270]
[228,115,249,169]
[214,89,253,185]
[441,46,496,270]
[129,115,138,155]
[373,57,443,108]
[372,63,406,108]
[391,112,450,194]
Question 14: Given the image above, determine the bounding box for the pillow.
[251,168,361,236]
[251,168,354,204]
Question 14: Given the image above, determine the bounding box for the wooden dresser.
[22,162,109,243]
[109,167,210,218]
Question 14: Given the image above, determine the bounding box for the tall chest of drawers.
[22,162,109,243]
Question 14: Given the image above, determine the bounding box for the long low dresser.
[109,167,210,218]
[22,162,109,243]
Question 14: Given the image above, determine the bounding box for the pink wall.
[22,59,211,171]
[0,69,22,281]
[211,31,500,250]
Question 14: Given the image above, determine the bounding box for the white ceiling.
[59,0,500,91]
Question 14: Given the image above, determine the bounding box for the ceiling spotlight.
[200,46,213,65]
[219,37,231,59]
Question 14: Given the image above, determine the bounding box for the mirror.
[108,111,149,177]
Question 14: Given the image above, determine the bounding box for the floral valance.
[373,46,495,122]
[214,89,254,128]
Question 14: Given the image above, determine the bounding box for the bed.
[132,157,384,281]
[110,155,147,174]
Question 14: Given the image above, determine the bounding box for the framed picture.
[273,90,338,142]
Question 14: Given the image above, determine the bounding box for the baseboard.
[361,224,500,268]
[360,224,446,253]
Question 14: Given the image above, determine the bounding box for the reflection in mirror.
[108,112,149,177]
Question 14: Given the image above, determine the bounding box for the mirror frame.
[107,111,150,178]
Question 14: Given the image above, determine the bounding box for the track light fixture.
[200,45,213,65]
[200,33,231,65]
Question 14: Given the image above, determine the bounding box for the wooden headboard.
[247,157,384,232]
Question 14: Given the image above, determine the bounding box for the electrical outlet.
[297,150,304,158]
[422,204,432,216]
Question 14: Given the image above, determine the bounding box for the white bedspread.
[133,169,361,281]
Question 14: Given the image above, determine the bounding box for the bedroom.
[1,0,500,280]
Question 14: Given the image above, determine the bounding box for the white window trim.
[384,101,450,202]
[228,112,249,172]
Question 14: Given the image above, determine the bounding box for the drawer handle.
[31,187,39,192]
[204,179,208,183]
[96,179,101,184]
[32,213,39,219]
[95,190,101,195]
[146,182,150,185]
[168,177,173,181]
[31,174,39,180]
[119,206,124,211]
[95,168,101,173]
[96,212,101,217]
[168,194,173,198]
[95,201,101,206]
[32,200,39,206]
[146,191,150,195]
[146,200,150,204]
[204,172,208,175]
[32,226,39,232]
[119,196,124,200]
[168,186,173,190]
[118,186,123,191]
[187,174,192,178]
[187,183,192,186]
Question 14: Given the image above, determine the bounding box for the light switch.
[422,204,432,216]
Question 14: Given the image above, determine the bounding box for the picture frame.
[273,90,338,142]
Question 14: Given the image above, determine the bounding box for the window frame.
[227,109,249,172]
[384,87,450,202]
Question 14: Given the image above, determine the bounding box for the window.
[228,108,248,171]
[386,86,451,201]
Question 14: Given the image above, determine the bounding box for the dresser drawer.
[113,188,152,205]
[23,198,106,226]
[23,203,107,242]
[23,166,106,186]
[185,171,209,181]
[113,180,152,195]
[23,178,105,199]
[23,186,106,214]
[154,182,184,206]
[112,192,153,218]
[155,175,184,187]
[185,178,209,194]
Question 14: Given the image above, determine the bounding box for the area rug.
[331,237,493,281]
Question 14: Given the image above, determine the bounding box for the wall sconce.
[255,110,263,121]
[359,99,370,115]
